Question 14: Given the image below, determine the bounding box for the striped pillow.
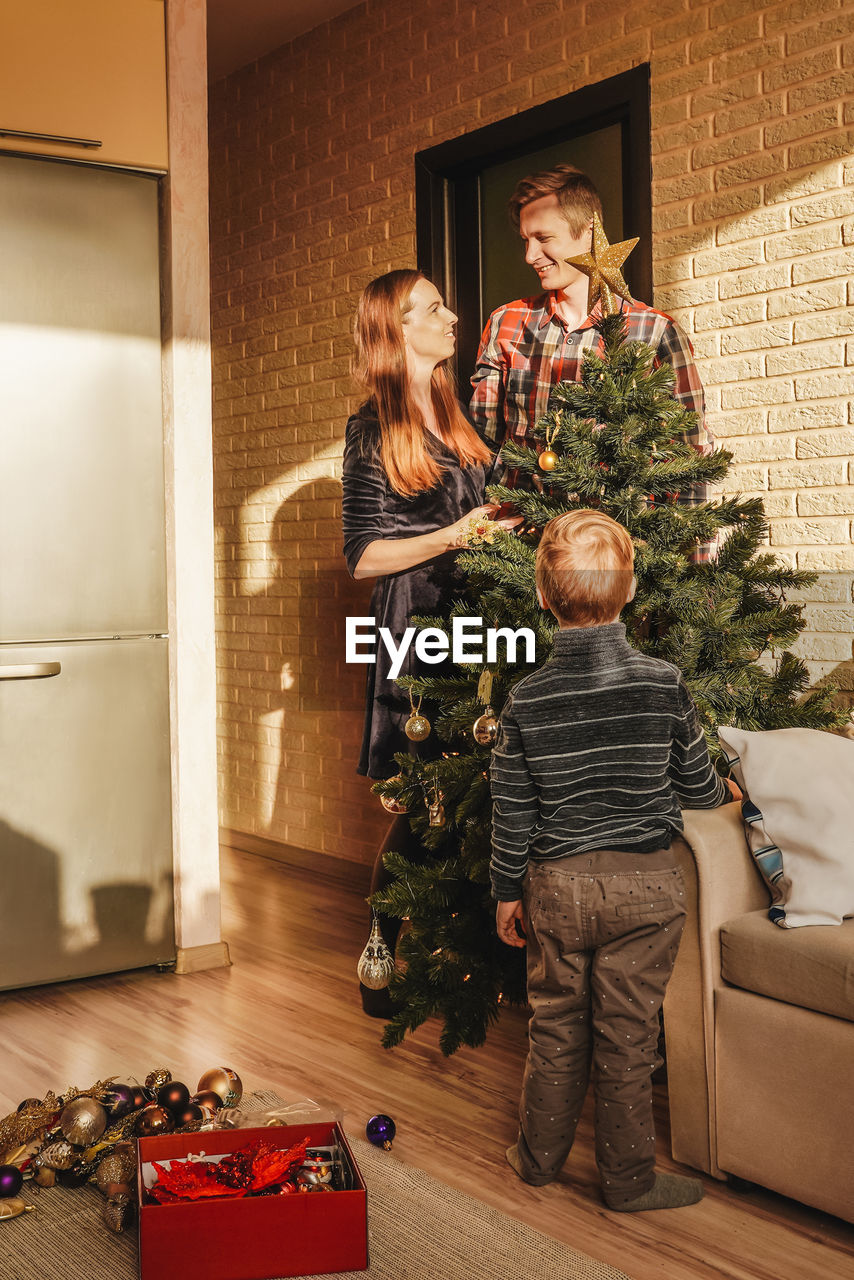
[718,726,854,929]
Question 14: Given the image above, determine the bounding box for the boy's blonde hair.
[536,510,635,626]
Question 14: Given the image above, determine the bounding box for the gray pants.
[515,843,687,1205]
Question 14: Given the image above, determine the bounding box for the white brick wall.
[210,0,854,859]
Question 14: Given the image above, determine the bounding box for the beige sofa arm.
[664,802,769,1177]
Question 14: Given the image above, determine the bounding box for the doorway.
[415,66,652,388]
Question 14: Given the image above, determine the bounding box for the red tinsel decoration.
[149,1137,310,1203]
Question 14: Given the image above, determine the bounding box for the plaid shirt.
[470,293,715,558]
[470,293,712,455]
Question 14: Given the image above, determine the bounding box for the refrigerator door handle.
[0,662,62,679]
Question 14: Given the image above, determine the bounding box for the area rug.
[7,1099,632,1280]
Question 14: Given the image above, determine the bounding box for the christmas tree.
[371,266,848,1058]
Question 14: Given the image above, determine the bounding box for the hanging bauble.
[538,449,558,471]
[59,1096,107,1147]
[473,707,499,746]
[103,1082,136,1121]
[357,917,396,991]
[37,1140,78,1171]
[192,1090,223,1119]
[427,797,446,828]
[16,1097,42,1113]
[378,776,409,814]
[0,1165,24,1198]
[131,1086,155,1110]
[365,1114,396,1150]
[135,1105,175,1137]
[103,1193,136,1234]
[404,712,431,742]
[197,1068,243,1109]
[145,1068,172,1092]
[156,1081,191,1114]
[0,1197,33,1220]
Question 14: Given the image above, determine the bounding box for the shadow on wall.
[215,462,384,856]
[266,478,370,838]
[0,817,174,991]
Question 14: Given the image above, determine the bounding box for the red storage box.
[137,1121,368,1280]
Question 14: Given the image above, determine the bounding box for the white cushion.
[718,726,854,928]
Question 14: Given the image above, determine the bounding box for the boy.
[490,509,736,1211]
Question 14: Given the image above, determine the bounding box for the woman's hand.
[353,504,522,579]
[446,503,523,549]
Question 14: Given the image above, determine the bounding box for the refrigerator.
[0,153,175,988]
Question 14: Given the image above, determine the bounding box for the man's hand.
[496,900,526,948]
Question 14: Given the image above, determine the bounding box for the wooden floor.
[2,844,853,1280]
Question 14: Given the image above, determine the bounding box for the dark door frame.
[414,65,652,384]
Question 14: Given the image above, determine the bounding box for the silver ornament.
[427,798,446,827]
[357,917,396,990]
[473,707,499,746]
[59,1096,107,1147]
[38,1139,78,1171]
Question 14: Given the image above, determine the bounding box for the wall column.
[162,0,229,971]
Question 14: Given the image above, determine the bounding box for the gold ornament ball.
[59,1096,108,1147]
[404,713,431,742]
[472,710,499,747]
[538,449,558,472]
[197,1068,243,1109]
[145,1068,172,1092]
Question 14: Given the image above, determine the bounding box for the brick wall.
[209,0,854,865]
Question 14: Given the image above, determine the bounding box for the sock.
[607,1172,704,1212]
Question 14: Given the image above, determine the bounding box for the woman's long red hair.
[353,270,492,497]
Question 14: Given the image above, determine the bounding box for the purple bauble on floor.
[365,1114,396,1150]
[0,1165,24,1198]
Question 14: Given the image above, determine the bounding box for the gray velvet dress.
[342,404,491,779]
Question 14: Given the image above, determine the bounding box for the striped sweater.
[490,622,728,901]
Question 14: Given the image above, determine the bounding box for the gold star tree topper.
[565,212,639,317]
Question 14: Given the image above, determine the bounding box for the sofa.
[664,801,854,1224]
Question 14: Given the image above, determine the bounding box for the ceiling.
[206,0,360,82]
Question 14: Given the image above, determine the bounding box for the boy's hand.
[496,900,526,948]
[725,776,743,802]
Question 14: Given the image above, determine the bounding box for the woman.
[342,269,517,1015]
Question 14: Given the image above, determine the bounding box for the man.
[469,165,712,507]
